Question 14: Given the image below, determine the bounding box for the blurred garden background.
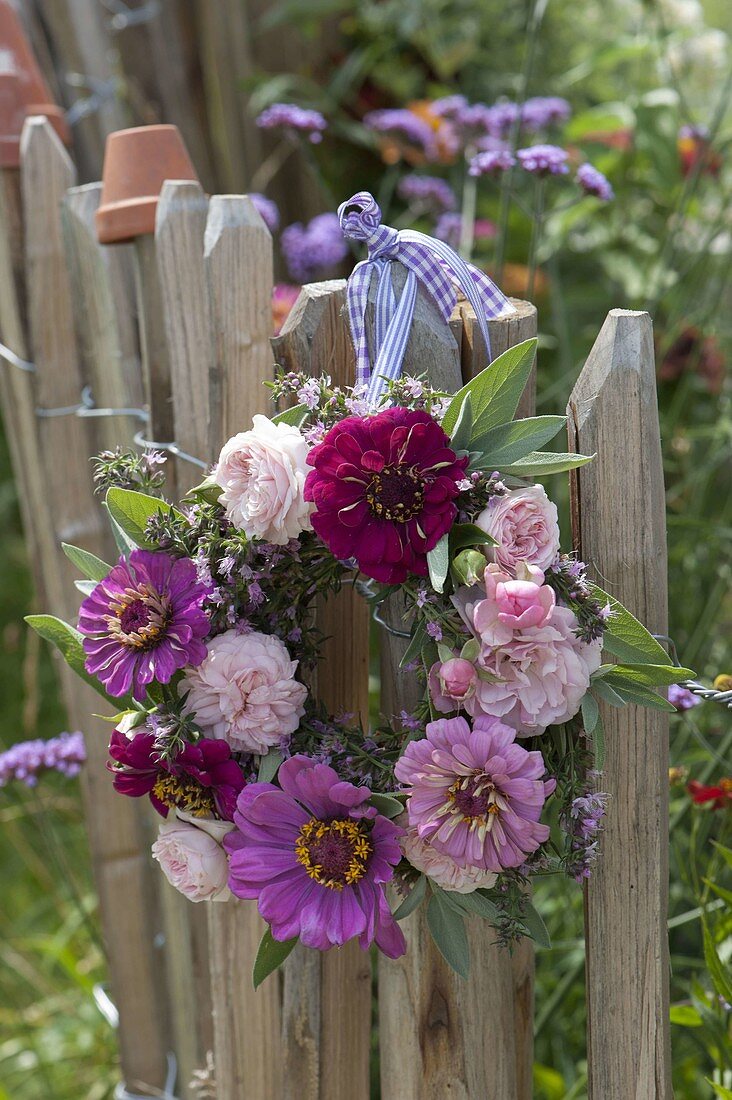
[1,0,731,1096]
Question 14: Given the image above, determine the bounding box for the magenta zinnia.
[304,407,467,583]
[395,716,554,872]
[225,755,406,957]
[79,549,211,701]
[108,729,245,820]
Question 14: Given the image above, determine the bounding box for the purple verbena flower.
[363,109,436,158]
[256,103,327,143]
[78,550,211,702]
[225,755,406,957]
[397,173,457,214]
[517,144,570,176]
[0,731,85,787]
[249,192,280,232]
[469,149,517,177]
[434,212,497,249]
[668,684,702,711]
[281,213,348,282]
[576,163,614,201]
[521,97,571,131]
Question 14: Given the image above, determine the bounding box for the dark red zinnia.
[108,729,246,821]
[304,407,467,584]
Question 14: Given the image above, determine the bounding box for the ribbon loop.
[339,190,515,404]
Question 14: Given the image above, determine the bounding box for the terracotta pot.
[96,125,199,244]
[0,0,70,166]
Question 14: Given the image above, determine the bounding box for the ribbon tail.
[345,262,373,389]
[367,269,418,406]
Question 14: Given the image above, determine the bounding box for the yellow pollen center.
[295,817,372,891]
[152,773,216,817]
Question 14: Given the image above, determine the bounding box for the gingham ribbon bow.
[338,191,515,404]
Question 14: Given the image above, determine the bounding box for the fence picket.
[568,308,672,1100]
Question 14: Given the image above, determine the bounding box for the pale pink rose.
[466,604,602,735]
[477,485,560,574]
[152,811,234,902]
[401,823,498,893]
[180,629,308,753]
[215,415,313,544]
[428,656,477,712]
[473,563,556,646]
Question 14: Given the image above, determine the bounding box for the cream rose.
[215,415,313,544]
[152,811,234,902]
[476,484,560,575]
[180,629,308,753]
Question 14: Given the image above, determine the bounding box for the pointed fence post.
[6,115,172,1094]
[203,194,283,1100]
[567,309,672,1099]
[272,280,372,1100]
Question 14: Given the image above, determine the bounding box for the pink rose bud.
[152,812,234,903]
[495,579,555,629]
[428,656,477,712]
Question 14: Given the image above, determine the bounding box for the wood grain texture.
[14,117,171,1092]
[132,233,175,446]
[272,281,372,1100]
[62,183,143,449]
[204,193,282,1100]
[375,274,536,1100]
[567,309,672,1100]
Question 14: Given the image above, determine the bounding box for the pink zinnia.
[394,716,553,872]
[304,407,468,584]
[225,756,406,957]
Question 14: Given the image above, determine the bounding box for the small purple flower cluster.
[363,109,437,157]
[468,149,517,177]
[0,731,86,787]
[397,173,456,213]
[433,94,570,142]
[517,144,569,176]
[256,103,327,143]
[434,212,497,248]
[545,556,611,644]
[281,212,348,282]
[249,192,280,233]
[576,163,615,201]
[563,782,609,882]
[668,684,702,711]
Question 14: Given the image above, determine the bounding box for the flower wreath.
[29,195,692,983]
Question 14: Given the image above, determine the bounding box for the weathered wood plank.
[204,193,282,1100]
[568,309,672,1100]
[272,281,372,1100]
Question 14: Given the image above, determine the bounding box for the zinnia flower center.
[152,773,216,817]
[295,817,372,890]
[365,465,425,522]
[446,773,502,828]
[109,586,171,650]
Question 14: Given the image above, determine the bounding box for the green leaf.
[106,488,183,549]
[471,416,565,467]
[446,889,500,922]
[187,473,222,504]
[426,891,470,978]
[589,584,673,666]
[442,339,537,435]
[603,674,677,712]
[449,523,496,552]
[74,579,97,596]
[272,403,310,428]
[460,638,480,663]
[591,678,627,708]
[604,663,694,688]
[702,917,732,1004]
[669,1005,703,1028]
[427,532,450,593]
[441,339,538,436]
[519,901,552,948]
[711,841,732,871]
[593,712,606,770]
[399,619,427,670]
[62,543,111,581]
[393,875,427,920]
[449,391,473,452]
[257,749,283,783]
[581,692,599,734]
[369,793,404,820]
[494,451,595,477]
[707,1082,732,1100]
[253,927,298,989]
[702,878,732,908]
[24,614,117,704]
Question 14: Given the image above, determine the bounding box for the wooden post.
[1,115,171,1093]
[272,281,372,1100]
[203,195,282,1100]
[567,309,672,1099]
[374,269,538,1100]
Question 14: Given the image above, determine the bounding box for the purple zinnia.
[249,192,280,232]
[394,716,553,872]
[517,144,569,176]
[469,148,517,176]
[576,163,614,201]
[79,550,211,702]
[108,729,246,820]
[280,212,348,282]
[255,103,327,144]
[304,407,468,584]
[0,731,86,787]
[521,96,571,131]
[225,755,406,957]
[397,173,456,213]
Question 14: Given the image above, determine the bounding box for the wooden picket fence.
[0,117,672,1100]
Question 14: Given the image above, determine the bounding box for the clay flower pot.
[96,125,199,244]
[0,0,69,167]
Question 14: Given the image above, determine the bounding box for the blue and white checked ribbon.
[338,191,515,405]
